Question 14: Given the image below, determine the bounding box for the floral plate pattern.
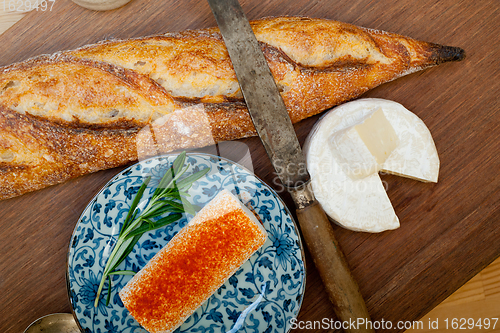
[67,153,306,333]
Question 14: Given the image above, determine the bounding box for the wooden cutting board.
[0,0,498,332]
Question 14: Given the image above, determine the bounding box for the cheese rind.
[119,189,267,333]
[308,146,399,233]
[380,106,439,183]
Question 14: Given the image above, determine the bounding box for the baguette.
[0,16,465,200]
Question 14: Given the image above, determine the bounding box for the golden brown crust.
[0,16,465,200]
[0,104,138,199]
[0,54,176,128]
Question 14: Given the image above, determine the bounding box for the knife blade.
[207,0,374,331]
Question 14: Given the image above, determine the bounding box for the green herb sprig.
[94,152,209,307]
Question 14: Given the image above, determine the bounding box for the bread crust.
[0,16,464,200]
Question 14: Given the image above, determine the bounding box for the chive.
[94,153,209,307]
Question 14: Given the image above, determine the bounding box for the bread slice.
[119,189,267,333]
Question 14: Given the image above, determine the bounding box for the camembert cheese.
[304,98,439,233]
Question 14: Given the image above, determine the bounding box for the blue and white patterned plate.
[67,153,306,333]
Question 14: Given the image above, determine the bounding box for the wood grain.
[0,1,499,332]
[407,258,500,332]
[0,6,29,35]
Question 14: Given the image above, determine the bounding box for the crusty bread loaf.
[119,189,267,333]
[0,16,465,200]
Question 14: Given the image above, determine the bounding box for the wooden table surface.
[0,1,499,332]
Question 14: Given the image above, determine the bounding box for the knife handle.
[290,182,374,333]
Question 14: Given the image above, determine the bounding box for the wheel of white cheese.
[304,98,439,233]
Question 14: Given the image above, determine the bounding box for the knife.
[206,0,374,331]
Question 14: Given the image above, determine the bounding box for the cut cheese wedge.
[304,98,439,233]
[329,107,399,179]
[119,189,267,333]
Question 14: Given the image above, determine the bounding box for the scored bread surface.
[0,16,465,200]
[119,190,267,333]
